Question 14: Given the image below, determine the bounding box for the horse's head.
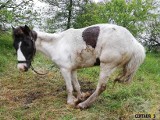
[12,25,37,72]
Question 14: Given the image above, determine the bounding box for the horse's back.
[59,24,145,68]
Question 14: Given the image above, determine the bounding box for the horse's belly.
[75,47,97,68]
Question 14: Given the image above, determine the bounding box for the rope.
[30,64,54,75]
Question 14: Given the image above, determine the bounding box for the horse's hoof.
[67,100,75,107]
[67,102,75,107]
[76,103,87,110]
[67,97,81,107]
[76,92,92,105]
[76,103,83,109]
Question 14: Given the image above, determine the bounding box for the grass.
[0,32,160,120]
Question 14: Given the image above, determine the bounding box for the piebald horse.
[12,24,145,109]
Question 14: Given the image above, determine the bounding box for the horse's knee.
[98,83,106,95]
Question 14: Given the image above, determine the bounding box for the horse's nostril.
[24,66,28,71]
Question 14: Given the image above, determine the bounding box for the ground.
[0,32,160,120]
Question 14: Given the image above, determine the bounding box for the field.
[0,32,160,120]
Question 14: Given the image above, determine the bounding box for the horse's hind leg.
[114,49,145,84]
[114,62,135,84]
[114,65,128,84]
[76,62,116,109]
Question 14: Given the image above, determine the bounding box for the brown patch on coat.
[82,26,100,48]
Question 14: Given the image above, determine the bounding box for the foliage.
[73,0,157,37]
[143,20,160,52]
[0,0,38,30]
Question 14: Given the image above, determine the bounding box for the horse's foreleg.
[71,70,91,103]
[71,70,83,100]
[76,63,116,109]
[60,68,77,106]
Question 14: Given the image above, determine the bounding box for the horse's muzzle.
[17,63,29,72]
[17,60,31,72]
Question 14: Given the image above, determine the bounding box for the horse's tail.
[114,43,145,84]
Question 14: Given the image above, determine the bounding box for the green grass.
[0,32,160,120]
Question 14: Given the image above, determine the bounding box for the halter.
[17,32,49,75]
[18,61,29,63]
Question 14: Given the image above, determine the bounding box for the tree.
[0,0,38,30]
[143,0,160,51]
[142,20,160,51]
[40,0,90,32]
[73,0,157,37]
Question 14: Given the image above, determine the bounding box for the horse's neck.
[36,31,59,42]
[35,31,60,58]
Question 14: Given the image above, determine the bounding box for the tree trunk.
[66,0,72,29]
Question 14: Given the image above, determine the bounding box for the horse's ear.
[21,25,31,35]
[11,25,15,30]
[11,25,15,40]
[24,25,30,32]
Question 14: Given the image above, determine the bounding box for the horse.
[12,24,145,109]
